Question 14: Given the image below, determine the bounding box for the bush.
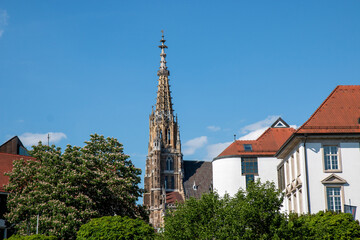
[8,234,56,240]
[76,216,154,240]
[279,211,360,239]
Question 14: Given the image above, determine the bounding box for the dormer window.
[244,144,252,152]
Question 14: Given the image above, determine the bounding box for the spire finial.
[158,30,169,76]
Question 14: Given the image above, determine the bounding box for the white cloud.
[205,141,232,161]
[0,9,8,38]
[240,115,280,134]
[207,126,221,132]
[19,132,67,147]
[183,136,208,155]
[238,127,268,140]
[203,116,286,160]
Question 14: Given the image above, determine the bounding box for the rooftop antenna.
[47,133,50,146]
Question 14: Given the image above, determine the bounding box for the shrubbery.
[8,235,56,240]
[76,216,154,240]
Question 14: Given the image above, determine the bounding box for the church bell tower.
[143,31,185,229]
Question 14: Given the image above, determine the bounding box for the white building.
[213,118,295,196]
[276,85,360,220]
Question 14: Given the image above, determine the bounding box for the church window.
[170,176,175,189]
[166,156,174,171]
[164,176,168,189]
[241,157,258,175]
[244,144,252,151]
[167,129,171,144]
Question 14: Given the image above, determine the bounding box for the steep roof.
[183,160,212,199]
[166,191,184,204]
[296,85,360,134]
[0,153,36,193]
[215,118,295,159]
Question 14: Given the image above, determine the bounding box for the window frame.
[241,157,258,175]
[322,144,342,173]
[324,186,344,213]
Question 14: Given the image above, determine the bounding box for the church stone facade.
[143,33,186,229]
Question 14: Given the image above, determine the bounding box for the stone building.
[143,33,212,229]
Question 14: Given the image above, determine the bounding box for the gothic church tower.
[143,32,185,229]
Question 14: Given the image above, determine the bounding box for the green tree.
[76,216,154,240]
[281,211,360,240]
[162,180,285,239]
[5,134,146,239]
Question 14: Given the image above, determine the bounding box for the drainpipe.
[304,135,311,214]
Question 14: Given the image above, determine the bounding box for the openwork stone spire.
[155,30,173,117]
[158,30,169,76]
[144,32,184,229]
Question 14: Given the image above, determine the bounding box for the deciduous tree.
[5,134,146,239]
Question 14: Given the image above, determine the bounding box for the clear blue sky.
[1,1,360,188]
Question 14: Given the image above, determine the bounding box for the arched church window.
[166,156,174,171]
[167,129,171,144]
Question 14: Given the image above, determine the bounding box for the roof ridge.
[296,86,340,133]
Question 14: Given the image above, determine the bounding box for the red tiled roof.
[217,127,295,158]
[0,153,36,192]
[166,191,184,204]
[297,85,360,134]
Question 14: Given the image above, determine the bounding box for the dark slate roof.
[183,160,212,199]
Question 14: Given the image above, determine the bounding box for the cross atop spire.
[158,30,169,76]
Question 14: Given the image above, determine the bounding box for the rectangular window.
[324,146,339,170]
[327,187,342,212]
[246,174,254,187]
[241,157,258,175]
[244,144,253,151]
[277,165,285,191]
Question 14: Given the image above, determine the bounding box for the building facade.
[213,118,295,196]
[276,85,360,220]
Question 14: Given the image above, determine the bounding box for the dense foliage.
[281,211,360,239]
[8,234,56,240]
[5,134,146,239]
[76,216,154,240]
[162,180,285,239]
[161,180,360,239]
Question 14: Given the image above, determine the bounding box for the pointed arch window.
[166,156,174,171]
[167,128,171,144]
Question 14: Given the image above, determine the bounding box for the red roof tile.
[297,85,360,134]
[217,126,295,158]
[166,191,184,204]
[0,153,36,192]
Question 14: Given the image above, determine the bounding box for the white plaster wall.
[306,142,326,214]
[212,157,243,197]
[338,142,360,221]
[257,157,280,185]
[306,141,360,221]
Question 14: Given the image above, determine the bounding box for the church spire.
[155,30,173,116]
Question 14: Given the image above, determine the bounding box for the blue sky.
[1,1,360,187]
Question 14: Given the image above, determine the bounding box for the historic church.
[143,33,212,229]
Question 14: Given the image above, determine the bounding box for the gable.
[321,174,347,184]
[271,117,290,128]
